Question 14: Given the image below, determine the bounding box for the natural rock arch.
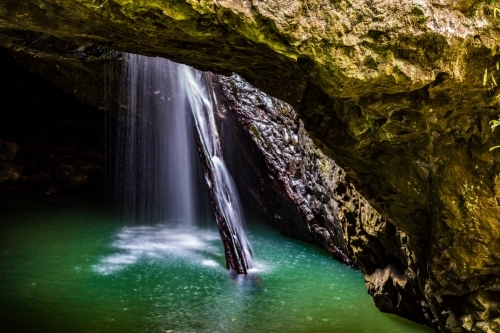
[2,1,500,332]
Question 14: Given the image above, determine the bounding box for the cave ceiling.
[1,0,500,286]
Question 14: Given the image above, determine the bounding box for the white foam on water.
[93,225,223,275]
[247,260,272,274]
[201,259,219,267]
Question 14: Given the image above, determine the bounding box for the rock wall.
[2,12,500,326]
[0,49,104,198]
[1,9,500,330]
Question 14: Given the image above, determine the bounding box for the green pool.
[0,199,433,333]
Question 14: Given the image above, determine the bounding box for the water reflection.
[1,212,433,333]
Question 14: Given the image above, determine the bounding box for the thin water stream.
[0,203,432,333]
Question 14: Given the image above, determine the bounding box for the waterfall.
[111,54,203,225]
[110,53,252,273]
[182,68,253,273]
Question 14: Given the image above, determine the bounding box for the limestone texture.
[2,1,500,331]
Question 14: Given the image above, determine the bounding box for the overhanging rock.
[2,1,500,331]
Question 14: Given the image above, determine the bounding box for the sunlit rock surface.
[2,1,500,331]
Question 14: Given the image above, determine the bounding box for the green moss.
[80,0,199,21]
[249,124,271,149]
[250,125,264,143]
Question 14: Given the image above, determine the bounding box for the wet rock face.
[213,74,354,265]
[212,74,432,326]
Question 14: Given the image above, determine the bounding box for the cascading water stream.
[111,53,252,273]
[182,67,253,273]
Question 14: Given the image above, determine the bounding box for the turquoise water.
[0,202,433,333]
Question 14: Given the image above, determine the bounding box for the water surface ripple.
[0,207,432,333]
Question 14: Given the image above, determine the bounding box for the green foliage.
[490,118,500,132]
[490,118,500,150]
[483,1,500,87]
[486,0,500,151]
[483,62,500,87]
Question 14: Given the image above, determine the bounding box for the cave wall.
[1,4,500,309]
[1,0,500,326]
[0,49,104,201]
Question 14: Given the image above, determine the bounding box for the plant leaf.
[484,68,488,86]
[490,145,500,151]
[492,74,498,86]
[490,120,500,132]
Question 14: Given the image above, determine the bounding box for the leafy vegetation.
[490,119,500,150]
[485,0,500,149]
[484,0,500,87]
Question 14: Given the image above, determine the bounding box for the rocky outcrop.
[212,73,354,265]
[1,1,500,327]
[212,73,433,326]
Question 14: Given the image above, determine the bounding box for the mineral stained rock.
[1,1,500,331]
